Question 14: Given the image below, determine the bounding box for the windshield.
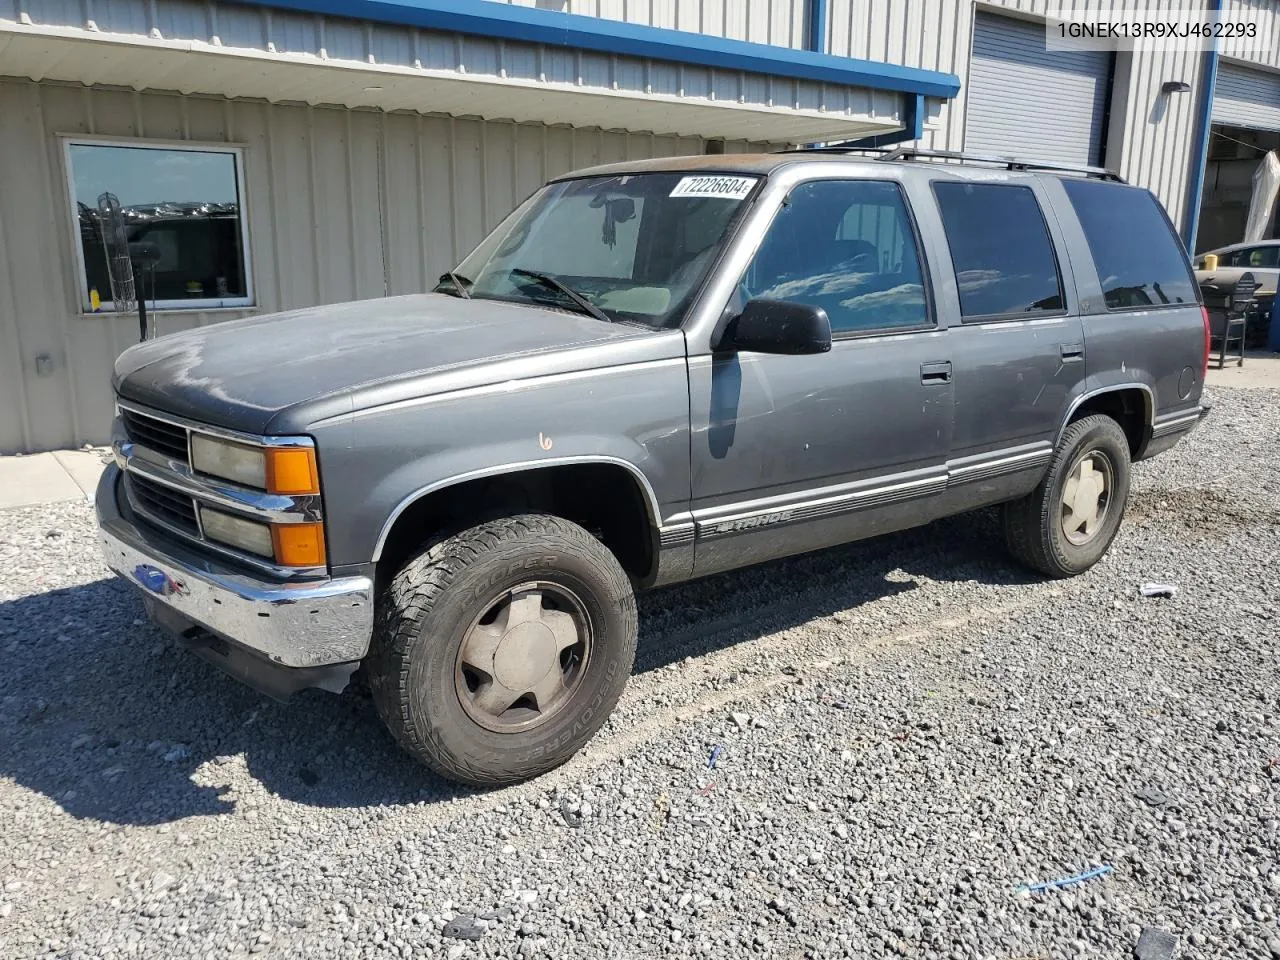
[441,172,761,327]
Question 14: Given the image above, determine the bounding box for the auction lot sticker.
[669,175,756,200]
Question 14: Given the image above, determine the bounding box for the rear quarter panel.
[1039,178,1206,438]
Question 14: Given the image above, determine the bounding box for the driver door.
[687,178,954,576]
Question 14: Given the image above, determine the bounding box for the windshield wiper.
[436,271,472,299]
[509,268,610,323]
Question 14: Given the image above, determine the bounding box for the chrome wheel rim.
[1060,450,1114,546]
[455,581,591,733]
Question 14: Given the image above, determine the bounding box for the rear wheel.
[368,513,637,787]
[1002,414,1131,578]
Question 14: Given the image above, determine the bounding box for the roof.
[236,0,961,100]
[1202,239,1280,255]
[554,150,1127,183]
[1,2,924,144]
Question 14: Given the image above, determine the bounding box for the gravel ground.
[1,385,1277,960]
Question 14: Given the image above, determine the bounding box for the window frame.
[1060,178,1200,316]
[61,135,254,314]
[738,176,937,341]
[930,179,1070,326]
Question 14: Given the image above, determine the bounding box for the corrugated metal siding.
[824,0,1212,228]
[0,78,755,452]
[965,11,1111,166]
[1213,61,1280,131]
[1220,0,1280,72]
[490,0,806,49]
[1,0,891,138]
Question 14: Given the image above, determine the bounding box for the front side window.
[1061,179,1197,310]
[65,140,251,312]
[933,181,1065,320]
[449,172,759,328]
[737,179,930,334]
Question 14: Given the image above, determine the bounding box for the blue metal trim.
[807,0,828,54]
[1184,0,1221,252]
[232,0,960,99]
[824,93,925,149]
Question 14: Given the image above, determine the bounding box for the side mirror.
[723,299,832,355]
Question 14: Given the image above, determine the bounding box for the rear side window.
[1061,180,1197,310]
[933,181,1065,320]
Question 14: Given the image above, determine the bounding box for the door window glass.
[738,179,929,333]
[933,181,1064,319]
[1061,179,1197,309]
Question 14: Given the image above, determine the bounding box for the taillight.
[1201,306,1211,379]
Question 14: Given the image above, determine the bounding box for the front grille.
[121,409,189,463]
[127,474,200,537]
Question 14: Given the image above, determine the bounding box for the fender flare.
[1054,382,1154,450]
[370,454,664,563]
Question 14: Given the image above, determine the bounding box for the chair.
[1214,272,1257,368]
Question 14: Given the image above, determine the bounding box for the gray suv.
[96,148,1210,786]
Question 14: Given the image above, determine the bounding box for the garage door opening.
[1196,124,1280,255]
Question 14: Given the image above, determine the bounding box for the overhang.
[0,0,959,144]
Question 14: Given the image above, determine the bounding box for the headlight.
[191,435,319,495]
[191,435,267,489]
[199,506,275,558]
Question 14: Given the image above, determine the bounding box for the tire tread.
[368,514,635,786]
[1002,414,1130,579]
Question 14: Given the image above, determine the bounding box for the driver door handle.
[920,360,952,385]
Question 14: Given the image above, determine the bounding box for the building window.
[64,139,252,312]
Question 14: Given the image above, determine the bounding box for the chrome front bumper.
[96,464,374,672]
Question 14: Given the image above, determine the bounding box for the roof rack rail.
[771,144,894,156]
[875,147,1125,182]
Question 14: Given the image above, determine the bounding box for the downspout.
[807,0,827,53]
[1184,0,1221,253]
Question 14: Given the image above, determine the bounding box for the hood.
[113,294,654,434]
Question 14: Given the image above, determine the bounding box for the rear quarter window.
[1061,180,1198,310]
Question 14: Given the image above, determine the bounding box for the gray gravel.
[1,385,1278,960]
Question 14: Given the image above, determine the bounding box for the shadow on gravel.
[0,508,1034,825]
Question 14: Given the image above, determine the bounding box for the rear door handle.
[1060,342,1085,363]
[920,360,952,384]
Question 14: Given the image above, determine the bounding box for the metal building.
[0,0,1275,452]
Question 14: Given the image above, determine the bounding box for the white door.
[965,12,1114,167]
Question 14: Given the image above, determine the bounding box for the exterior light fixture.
[1162,80,1192,95]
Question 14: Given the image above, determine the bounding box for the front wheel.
[1002,414,1132,578]
[368,514,637,787]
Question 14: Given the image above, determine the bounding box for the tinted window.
[933,182,1064,319]
[1226,246,1280,268]
[738,180,929,333]
[1062,179,1197,310]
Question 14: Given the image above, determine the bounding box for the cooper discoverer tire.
[1002,414,1132,578]
[368,513,637,787]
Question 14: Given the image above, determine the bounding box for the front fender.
[317,359,692,567]
[366,438,667,562]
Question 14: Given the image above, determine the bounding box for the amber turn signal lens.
[265,447,320,495]
[271,522,327,567]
